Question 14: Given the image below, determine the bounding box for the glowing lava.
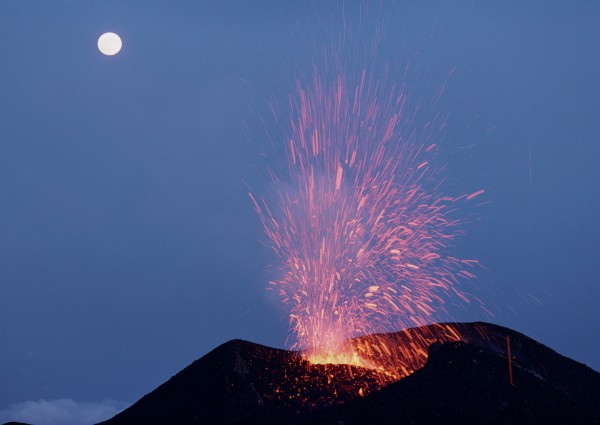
[252,29,482,383]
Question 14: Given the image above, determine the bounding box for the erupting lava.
[252,26,482,385]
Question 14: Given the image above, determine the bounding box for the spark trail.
[252,37,481,380]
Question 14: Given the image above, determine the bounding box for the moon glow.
[98,32,122,56]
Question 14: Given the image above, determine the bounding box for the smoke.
[0,398,128,425]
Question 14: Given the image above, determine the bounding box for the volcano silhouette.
[97,322,600,425]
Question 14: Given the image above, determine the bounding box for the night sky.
[1,1,598,424]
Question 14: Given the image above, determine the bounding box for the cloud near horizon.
[0,398,128,425]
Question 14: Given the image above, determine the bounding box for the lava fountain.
[252,24,482,382]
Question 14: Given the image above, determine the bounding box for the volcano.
[97,322,600,424]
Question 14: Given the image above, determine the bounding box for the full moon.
[98,32,122,56]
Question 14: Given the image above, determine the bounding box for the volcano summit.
[97,322,600,425]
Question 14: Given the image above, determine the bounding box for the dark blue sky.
[1,1,598,423]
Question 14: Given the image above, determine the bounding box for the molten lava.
[252,20,482,386]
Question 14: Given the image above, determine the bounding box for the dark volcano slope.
[98,338,383,425]
[317,340,600,424]
[98,322,600,425]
